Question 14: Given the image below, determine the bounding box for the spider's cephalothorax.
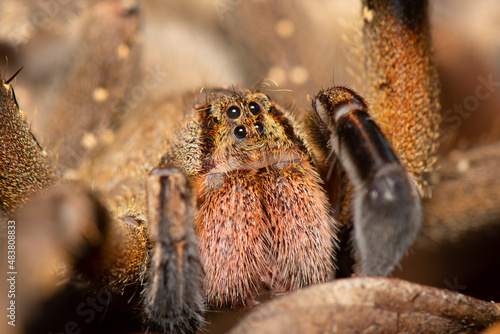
[163,89,337,308]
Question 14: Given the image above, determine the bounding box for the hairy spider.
[0,0,445,333]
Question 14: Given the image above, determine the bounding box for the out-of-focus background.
[0,0,499,333]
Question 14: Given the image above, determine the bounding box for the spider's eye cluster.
[226,105,241,119]
[225,100,265,140]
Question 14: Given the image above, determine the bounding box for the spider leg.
[2,70,203,332]
[143,167,204,333]
[361,0,441,194]
[313,87,421,276]
[308,0,439,276]
[0,73,149,330]
[0,75,55,215]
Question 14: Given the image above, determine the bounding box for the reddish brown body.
[197,160,335,307]
[167,89,336,307]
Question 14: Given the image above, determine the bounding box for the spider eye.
[226,105,241,119]
[234,125,247,139]
[248,102,261,115]
[254,122,265,135]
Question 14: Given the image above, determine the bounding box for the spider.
[0,0,448,333]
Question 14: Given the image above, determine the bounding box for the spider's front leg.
[308,0,439,276]
[310,87,421,276]
[143,167,204,333]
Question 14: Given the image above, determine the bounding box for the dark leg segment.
[143,168,204,333]
[312,86,421,276]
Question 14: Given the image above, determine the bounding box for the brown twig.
[230,277,500,334]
